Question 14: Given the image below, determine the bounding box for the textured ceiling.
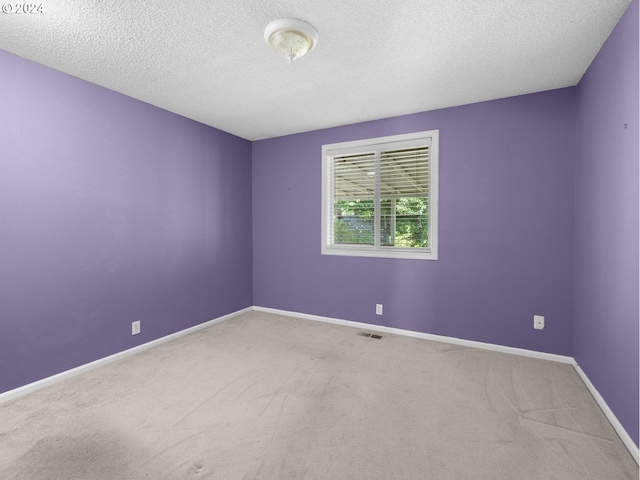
[0,0,632,140]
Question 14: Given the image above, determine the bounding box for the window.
[322,130,438,260]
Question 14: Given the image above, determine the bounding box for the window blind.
[328,146,430,249]
[329,151,376,246]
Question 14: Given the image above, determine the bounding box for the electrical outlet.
[132,320,141,335]
[376,304,383,315]
[533,315,544,330]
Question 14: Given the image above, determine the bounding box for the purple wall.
[0,50,253,394]
[574,0,639,446]
[253,88,577,356]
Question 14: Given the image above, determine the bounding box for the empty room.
[0,1,638,479]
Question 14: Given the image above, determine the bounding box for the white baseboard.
[0,306,252,405]
[573,364,639,463]
[253,306,576,364]
[253,305,639,464]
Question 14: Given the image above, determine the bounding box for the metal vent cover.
[358,332,383,339]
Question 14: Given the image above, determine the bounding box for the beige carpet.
[0,311,637,479]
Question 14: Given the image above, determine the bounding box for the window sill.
[322,246,438,261]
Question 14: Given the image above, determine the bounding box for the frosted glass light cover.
[264,19,318,64]
[268,29,311,63]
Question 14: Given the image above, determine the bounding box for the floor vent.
[358,332,383,339]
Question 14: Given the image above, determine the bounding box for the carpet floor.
[0,310,637,479]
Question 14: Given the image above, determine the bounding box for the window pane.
[334,199,374,245]
[394,197,428,248]
[379,197,428,248]
[332,152,375,246]
[379,146,429,248]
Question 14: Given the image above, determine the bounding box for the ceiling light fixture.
[264,18,318,65]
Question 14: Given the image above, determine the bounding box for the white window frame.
[322,130,439,261]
